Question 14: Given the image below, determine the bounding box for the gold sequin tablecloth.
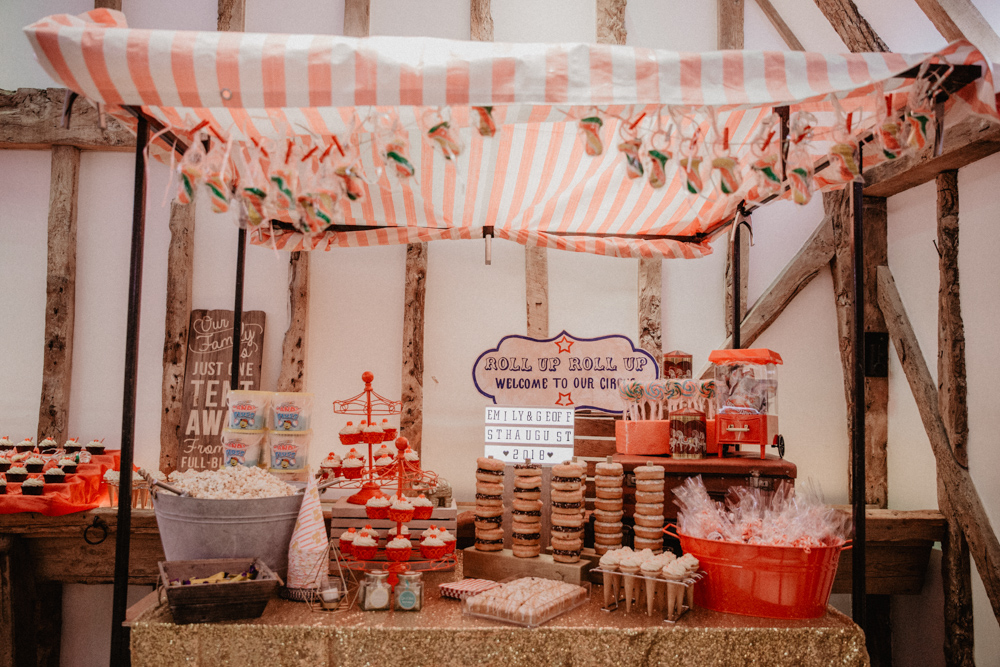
[131,562,869,667]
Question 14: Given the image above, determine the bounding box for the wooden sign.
[179,309,266,471]
[473,331,658,413]
[484,407,574,464]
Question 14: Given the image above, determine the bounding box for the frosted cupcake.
[359,525,380,542]
[352,534,378,560]
[374,455,394,473]
[43,467,66,484]
[84,439,105,455]
[15,438,34,453]
[338,421,363,445]
[420,535,447,560]
[22,476,45,496]
[438,528,456,554]
[342,454,365,480]
[338,527,357,555]
[421,525,440,542]
[362,422,384,445]
[380,419,397,442]
[402,447,420,472]
[389,496,414,523]
[0,478,6,495]
[63,439,82,453]
[411,494,434,520]
[0,436,12,451]
[25,456,45,474]
[365,494,391,520]
[385,536,413,562]
[0,457,10,473]
[6,466,27,483]
[373,444,393,461]
[39,438,58,451]
[662,559,688,620]
[320,453,342,479]
[599,550,622,607]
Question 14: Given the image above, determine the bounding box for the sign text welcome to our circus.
[473,331,659,413]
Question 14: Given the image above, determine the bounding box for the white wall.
[3,0,1000,665]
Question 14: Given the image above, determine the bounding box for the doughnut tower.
[549,460,585,563]
[593,457,624,555]
[632,464,666,553]
[474,456,505,551]
[511,461,543,557]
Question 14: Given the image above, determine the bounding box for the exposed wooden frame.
[276,252,309,393]
[94,0,122,9]
[471,0,494,42]
[344,0,371,39]
[915,0,1000,63]
[877,265,1000,623]
[812,0,888,52]
[526,247,549,338]
[596,0,628,46]
[401,243,427,454]
[36,145,80,446]
[752,0,805,51]
[0,88,133,151]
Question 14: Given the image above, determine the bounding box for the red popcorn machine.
[708,349,784,459]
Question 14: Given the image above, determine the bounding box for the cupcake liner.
[419,543,447,560]
[23,485,44,496]
[443,538,457,554]
[0,462,10,473]
[352,544,377,560]
[365,506,389,520]
[338,539,354,556]
[389,508,414,523]
[386,547,412,562]
[60,464,77,474]
[5,473,27,483]
[381,428,397,442]
[25,464,43,473]
[342,466,363,480]
[339,433,362,445]
[0,486,6,495]
[413,506,433,520]
[362,431,385,445]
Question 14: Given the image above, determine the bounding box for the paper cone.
[645,578,658,616]
[286,476,330,590]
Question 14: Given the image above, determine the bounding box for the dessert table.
[128,555,869,667]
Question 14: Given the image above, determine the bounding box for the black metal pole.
[851,141,867,635]
[732,223,741,350]
[109,111,148,667]
[231,226,247,391]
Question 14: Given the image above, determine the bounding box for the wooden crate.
[462,546,596,585]
[158,558,278,624]
[326,497,457,547]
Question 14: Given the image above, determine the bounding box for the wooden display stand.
[462,546,597,585]
[327,496,457,547]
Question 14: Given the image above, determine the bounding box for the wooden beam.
[344,0,371,38]
[276,252,309,393]
[812,0,888,52]
[94,0,122,9]
[400,243,427,455]
[526,247,549,338]
[864,115,1000,198]
[877,265,1000,623]
[717,0,745,50]
[596,0,628,47]
[638,258,662,363]
[699,215,835,379]
[471,0,494,41]
[36,146,80,446]
[158,201,195,475]
[0,88,134,151]
[753,0,804,50]
[936,169,975,666]
[914,0,1000,63]
[217,0,246,32]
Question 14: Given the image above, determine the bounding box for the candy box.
[270,392,313,431]
[220,429,265,468]
[227,390,271,430]
[267,430,311,472]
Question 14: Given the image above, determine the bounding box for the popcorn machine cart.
[708,349,784,459]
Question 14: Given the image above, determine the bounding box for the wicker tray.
[159,557,280,624]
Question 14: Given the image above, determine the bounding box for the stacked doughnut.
[549,461,586,563]
[511,462,543,558]
[592,460,625,555]
[632,464,666,553]
[475,457,505,552]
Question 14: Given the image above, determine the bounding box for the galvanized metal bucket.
[152,492,303,579]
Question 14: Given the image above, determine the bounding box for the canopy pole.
[732,206,752,349]
[851,140,868,635]
[109,110,148,667]
[231,224,247,391]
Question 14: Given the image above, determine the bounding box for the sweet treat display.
[596,546,698,618]
[22,476,44,496]
[220,429,265,467]
[43,467,66,484]
[58,457,77,474]
[352,534,378,560]
[0,436,12,451]
[342,451,365,479]
[511,461,542,558]
[549,461,584,563]
[419,535,447,560]
[385,536,413,562]
[389,496,414,523]
[632,464,666,553]
[63,438,82,453]
[166,466,296,499]
[362,422,384,445]
[464,577,589,627]
[475,456,506,552]
[593,459,624,554]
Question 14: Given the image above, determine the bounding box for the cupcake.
[25,456,46,474]
[0,436,12,451]
[58,458,78,474]
[373,444,393,460]
[419,535,447,560]
[389,496,414,523]
[380,419,397,442]
[374,455,394,474]
[338,421,363,445]
[6,466,28,484]
[387,525,410,541]
[22,476,44,496]
[662,559,689,620]
[85,439,105,455]
[342,454,365,480]
[359,524,380,544]
[63,439,82,453]
[362,422,384,445]
[352,534,378,560]
[402,447,420,471]
[385,536,413,562]
[365,494,391,520]
[0,458,10,473]
[599,550,622,607]
[338,527,358,555]
[641,558,664,616]
[438,528,457,554]
[319,453,342,479]
[619,555,642,614]
[43,467,66,484]
[15,438,34,453]
[39,438,58,452]
[411,494,434,520]
[421,525,440,542]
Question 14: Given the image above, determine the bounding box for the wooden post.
[471,0,494,41]
[878,265,1000,622]
[94,0,122,9]
[638,257,662,362]
[526,247,549,338]
[914,0,1000,63]
[596,0,628,46]
[344,0,371,38]
[158,200,195,474]
[936,170,975,666]
[752,0,804,50]
[400,243,427,454]
[276,252,309,393]
[217,0,246,33]
[0,88,135,151]
[36,145,80,445]
[812,0,888,52]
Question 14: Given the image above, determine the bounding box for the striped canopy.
[25,9,999,258]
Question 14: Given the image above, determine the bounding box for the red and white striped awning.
[24,9,999,258]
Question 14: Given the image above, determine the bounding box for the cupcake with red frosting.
[338,421,363,445]
[380,419,397,442]
[359,524,380,543]
[438,528,457,554]
[320,453,342,479]
[338,527,357,555]
[373,444,393,461]
[421,525,440,542]
[419,535,447,560]
[402,447,420,472]
[412,494,434,520]
[362,422,384,445]
[365,494,391,520]
[342,451,365,479]
[385,536,413,562]
[351,534,378,560]
[389,496,414,523]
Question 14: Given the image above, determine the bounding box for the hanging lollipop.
[781,111,815,206]
[241,137,270,227]
[377,112,416,179]
[268,138,299,220]
[202,135,235,214]
[294,144,329,234]
[745,114,782,204]
[175,135,207,205]
[422,108,463,161]
[617,112,645,179]
[710,120,741,196]
[473,106,496,137]
[814,97,862,191]
[646,118,673,189]
[678,129,705,195]
[905,63,950,154]
[578,114,604,156]
[329,131,366,202]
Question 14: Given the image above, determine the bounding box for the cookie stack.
[593,458,625,555]
[474,456,505,552]
[511,461,543,558]
[632,464,666,553]
[549,461,585,563]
